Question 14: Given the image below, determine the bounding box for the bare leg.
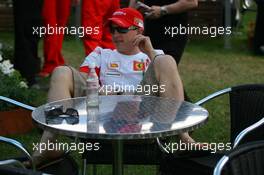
[153,55,195,144]
[179,132,195,143]
[31,66,74,166]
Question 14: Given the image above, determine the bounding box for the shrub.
[0,43,39,111]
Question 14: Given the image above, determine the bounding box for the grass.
[0,11,263,174]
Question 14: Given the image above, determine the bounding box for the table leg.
[112,140,123,175]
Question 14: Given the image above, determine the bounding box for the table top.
[32,95,208,140]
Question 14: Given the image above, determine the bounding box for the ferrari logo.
[133,61,145,71]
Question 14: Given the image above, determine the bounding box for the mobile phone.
[136,1,151,14]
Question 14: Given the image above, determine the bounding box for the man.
[81,0,120,55]
[13,0,43,86]
[31,7,194,167]
[129,0,198,65]
[39,0,120,77]
[253,0,264,55]
[38,0,72,77]
[129,0,198,102]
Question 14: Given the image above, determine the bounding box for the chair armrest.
[0,136,36,171]
[195,88,232,106]
[0,96,35,111]
[233,117,264,148]
[213,155,229,175]
[156,138,169,154]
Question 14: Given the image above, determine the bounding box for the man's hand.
[133,34,157,60]
[72,0,80,6]
[145,6,162,19]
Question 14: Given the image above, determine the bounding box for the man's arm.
[133,34,158,60]
[129,0,136,7]
[129,0,198,19]
[162,0,198,14]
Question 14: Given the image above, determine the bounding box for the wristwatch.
[160,6,168,17]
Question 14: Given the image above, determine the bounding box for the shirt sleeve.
[79,46,102,73]
[155,49,164,55]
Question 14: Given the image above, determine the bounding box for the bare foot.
[23,150,65,169]
[179,132,195,143]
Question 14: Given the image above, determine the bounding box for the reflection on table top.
[32,95,208,139]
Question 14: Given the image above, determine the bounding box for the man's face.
[110,24,140,53]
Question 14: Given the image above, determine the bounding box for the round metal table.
[32,95,208,175]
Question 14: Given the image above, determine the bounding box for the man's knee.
[51,66,72,83]
[48,66,74,101]
[154,55,177,71]
[49,66,74,93]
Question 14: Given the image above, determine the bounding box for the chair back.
[229,84,264,143]
[214,140,264,175]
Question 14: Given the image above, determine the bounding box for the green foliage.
[0,44,39,111]
[1,44,14,62]
[0,70,39,110]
